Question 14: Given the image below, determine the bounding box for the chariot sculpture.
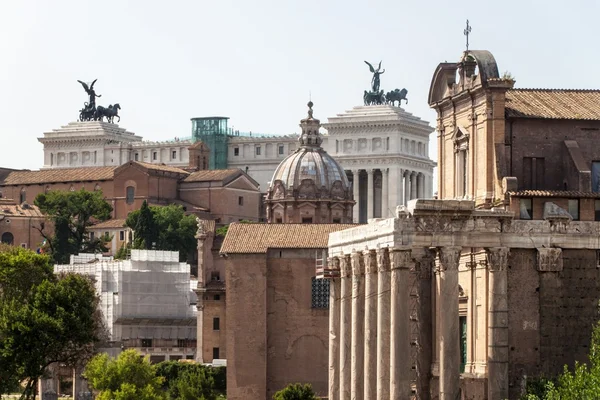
[77,79,121,123]
[363,61,408,107]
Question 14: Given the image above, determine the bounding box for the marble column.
[367,169,374,220]
[329,257,341,400]
[413,248,435,400]
[363,249,378,400]
[351,251,365,400]
[339,254,352,400]
[382,168,389,217]
[417,173,425,198]
[404,170,411,204]
[390,248,412,400]
[352,170,360,223]
[410,171,418,200]
[437,246,461,400]
[397,167,404,209]
[376,248,391,399]
[486,247,510,400]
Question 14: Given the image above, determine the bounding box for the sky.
[1,0,599,171]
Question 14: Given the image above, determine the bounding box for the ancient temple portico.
[321,198,600,400]
[323,105,436,223]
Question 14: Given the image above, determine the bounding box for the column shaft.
[414,249,435,400]
[437,246,461,400]
[486,248,510,400]
[367,169,374,220]
[390,248,412,400]
[376,249,391,399]
[339,255,352,400]
[351,252,365,400]
[363,250,378,400]
[329,257,341,400]
[411,173,418,200]
[352,170,360,223]
[382,168,389,217]
[397,168,404,209]
[404,171,411,204]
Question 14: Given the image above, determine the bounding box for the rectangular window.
[593,162,600,193]
[234,147,239,156]
[213,317,220,330]
[238,196,243,206]
[595,200,600,221]
[460,316,467,373]
[213,294,220,301]
[134,153,139,161]
[212,347,220,360]
[255,146,261,156]
[172,150,177,159]
[211,272,220,281]
[126,186,135,204]
[311,277,330,308]
[141,339,152,348]
[177,339,186,348]
[276,217,283,223]
[333,218,341,223]
[119,231,124,241]
[523,157,545,189]
[519,198,533,220]
[302,217,313,224]
[153,152,157,160]
[278,145,284,155]
[568,199,580,220]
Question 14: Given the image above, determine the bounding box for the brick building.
[220,223,355,399]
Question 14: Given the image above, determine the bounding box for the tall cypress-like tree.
[132,200,158,250]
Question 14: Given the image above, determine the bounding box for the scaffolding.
[191,117,229,169]
[54,250,197,341]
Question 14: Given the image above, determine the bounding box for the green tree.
[34,189,113,263]
[0,245,104,399]
[155,361,224,400]
[126,204,197,261]
[215,219,254,237]
[84,349,165,400]
[272,383,318,400]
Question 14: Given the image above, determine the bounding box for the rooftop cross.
[464,19,472,51]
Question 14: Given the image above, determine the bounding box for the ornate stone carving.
[396,205,410,219]
[340,254,352,277]
[273,183,285,199]
[486,247,509,272]
[390,248,412,270]
[351,251,365,275]
[363,249,378,274]
[437,246,461,272]
[375,248,390,273]
[195,217,211,238]
[415,216,467,232]
[537,248,563,272]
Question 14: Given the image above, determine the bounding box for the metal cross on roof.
[464,19,472,51]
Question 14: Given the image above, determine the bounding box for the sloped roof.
[132,162,190,174]
[183,169,243,183]
[1,166,117,186]
[506,89,600,120]
[0,203,45,218]
[220,223,357,254]
[89,218,127,229]
[509,190,600,198]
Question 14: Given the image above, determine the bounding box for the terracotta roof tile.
[506,89,600,120]
[509,190,600,198]
[135,162,190,175]
[0,203,45,218]
[220,223,358,254]
[183,169,241,183]
[90,219,127,229]
[1,166,117,186]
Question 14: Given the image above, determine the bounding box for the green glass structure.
[191,117,229,170]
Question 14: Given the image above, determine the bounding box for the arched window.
[19,189,26,204]
[1,232,14,245]
[126,186,135,204]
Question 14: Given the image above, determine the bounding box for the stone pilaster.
[411,171,418,200]
[367,169,374,220]
[351,251,365,400]
[328,257,341,400]
[382,168,389,217]
[486,247,510,400]
[413,248,435,400]
[437,246,461,400]
[390,248,412,400]
[376,248,391,399]
[404,170,411,204]
[363,249,378,400]
[352,170,360,223]
[339,254,352,400]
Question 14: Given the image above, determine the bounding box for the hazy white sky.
[1,0,599,171]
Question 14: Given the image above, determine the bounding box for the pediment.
[226,174,260,191]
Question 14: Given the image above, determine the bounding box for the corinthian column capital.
[390,248,412,270]
[486,247,509,272]
[351,251,365,276]
[412,247,436,279]
[340,254,352,277]
[377,248,390,272]
[363,249,378,274]
[437,246,461,272]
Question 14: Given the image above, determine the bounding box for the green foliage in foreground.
[155,360,225,400]
[272,383,317,400]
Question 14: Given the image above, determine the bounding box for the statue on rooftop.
[364,61,385,93]
[77,79,122,123]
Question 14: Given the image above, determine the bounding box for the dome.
[265,101,354,224]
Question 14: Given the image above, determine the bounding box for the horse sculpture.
[363,90,385,106]
[385,88,408,106]
[94,103,121,123]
